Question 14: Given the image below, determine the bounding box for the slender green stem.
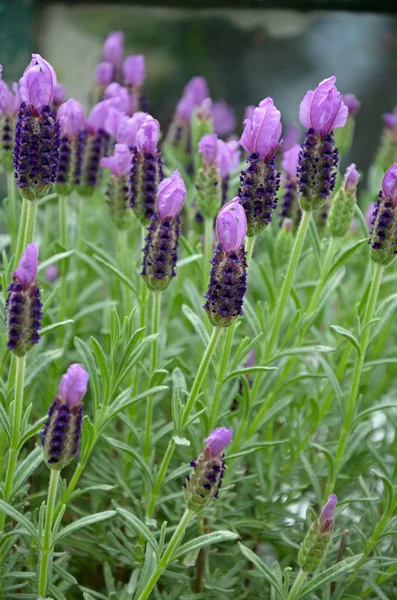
[0,355,26,532]
[203,217,213,291]
[7,173,17,256]
[15,197,28,264]
[209,326,233,430]
[134,227,149,393]
[146,438,176,518]
[58,195,68,334]
[135,509,193,600]
[144,291,161,461]
[265,210,312,362]
[119,228,133,316]
[38,469,60,597]
[25,198,37,247]
[181,326,223,428]
[245,235,256,265]
[287,569,306,600]
[70,194,86,314]
[54,461,84,519]
[326,261,383,497]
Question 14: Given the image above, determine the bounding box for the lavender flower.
[377,107,397,172]
[13,55,60,200]
[41,364,89,470]
[122,54,147,111]
[217,139,241,204]
[130,115,163,224]
[103,31,124,69]
[298,76,347,211]
[183,76,209,105]
[77,101,110,195]
[183,427,232,512]
[45,264,59,283]
[141,170,186,291]
[0,66,20,171]
[369,163,397,265]
[96,62,114,86]
[279,144,301,229]
[55,98,85,194]
[343,93,361,118]
[238,97,282,236]
[365,202,377,230]
[100,143,132,229]
[104,82,135,116]
[212,100,236,137]
[5,243,42,356]
[196,133,222,219]
[281,123,301,153]
[52,83,66,109]
[382,107,397,131]
[204,199,247,327]
[298,494,337,573]
[327,163,360,237]
[116,111,147,147]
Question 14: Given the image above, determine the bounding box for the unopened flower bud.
[327,164,360,238]
[196,133,222,219]
[103,31,124,68]
[101,144,132,229]
[275,218,294,268]
[298,494,337,573]
[55,99,85,195]
[183,427,232,512]
[369,163,397,265]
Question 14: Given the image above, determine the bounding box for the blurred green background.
[1,1,397,180]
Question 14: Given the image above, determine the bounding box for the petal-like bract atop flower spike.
[53,83,66,106]
[58,99,84,138]
[183,76,209,105]
[19,54,57,113]
[95,61,113,86]
[217,139,241,178]
[212,100,236,137]
[104,82,132,115]
[157,169,186,220]
[198,133,218,166]
[103,31,124,67]
[281,123,301,152]
[136,115,160,154]
[100,143,131,177]
[0,67,17,116]
[204,427,233,456]
[382,163,397,203]
[282,144,301,180]
[59,363,89,407]
[123,54,146,86]
[300,76,348,137]
[104,107,124,138]
[244,105,255,121]
[175,94,196,122]
[13,243,39,289]
[116,111,147,146]
[216,199,247,253]
[382,107,397,131]
[343,93,361,117]
[240,97,282,161]
[86,100,110,133]
[344,163,360,191]
[320,494,337,531]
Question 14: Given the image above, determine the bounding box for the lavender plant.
[0,32,397,600]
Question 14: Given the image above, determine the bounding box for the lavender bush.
[0,31,396,600]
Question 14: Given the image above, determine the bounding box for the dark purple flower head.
[103,31,124,68]
[183,76,209,105]
[212,100,236,137]
[13,243,39,289]
[282,144,301,181]
[58,99,84,139]
[100,143,131,177]
[300,76,348,137]
[122,54,146,87]
[343,93,361,118]
[217,139,240,178]
[382,107,397,131]
[19,54,57,114]
[216,199,247,253]
[95,61,113,86]
[198,133,218,166]
[157,169,186,220]
[136,115,160,154]
[59,363,89,407]
[320,494,337,532]
[369,164,397,265]
[240,97,282,161]
[204,427,233,456]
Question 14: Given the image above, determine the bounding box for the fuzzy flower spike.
[55,98,85,195]
[100,143,132,229]
[141,169,186,290]
[204,199,247,327]
[298,76,347,211]
[376,106,397,172]
[184,427,232,511]
[6,243,42,355]
[13,54,60,200]
[369,163,397,265]
[0,65,21,171]
[130,114,163,224]
[327,163,360,238]
[238,97,282,237]
[42,364,89,470]
[298,494,337,573]
[122,54,147,111]
[279,143,302,229]
[77,100,111,195]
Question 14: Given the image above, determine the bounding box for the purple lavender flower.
[123,55,146,87]
[130,115,163,224]
[382,107,397,131]
[238,97,282,236]
[103,31,124,68]
[183,76,209,105]
[244,105,255,122]
[104,107,125,139]
[104,82,135,116]
[101,144,132,229]
[198,133,218,166]
[184,427,232,511]
[45,265,59,283]
[369,163,397,265]
[298,77,347,211]
[5,243,42,356]
[13,55,60,200]
[95,62,114,86]
[320,494,337,532]
[298,494,337,573]
[279,144,301,228]
[343,93,361,118]
[217,139,240,204]
[41,364,89,470]
[212,100,236,137]
[0,66,20,171]
[281,124,301,153]
[52,83,66,109]
[55,99,85,194]
[365,202,377,230]
[77,101,110,195]
[196,134,222,219]
[141,170,186,290]
[204,199,248,327]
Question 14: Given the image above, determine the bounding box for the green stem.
[326,261,383,497]
[58,194,68,331]
[15,197,28,264]
[54,461,84,520]
[203,217,213,291]
[0,355,26,532]
[70,195,86,314]
[146,438,176,518]
[25,198,37,247]
[135,509,193,600]
[144,291,161,461]
[209,326,233,430]
[181,326,222,428]
[245,235,256,265]
[7,173,17,256]
[287,569,306,600]
[38,469,60,597]
[265,210,312,362]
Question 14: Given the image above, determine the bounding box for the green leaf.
[37,250,75,273]
[91,337,110,398]
[117,507,159,557]
[173,530,239,561]
[271,345,335,362]
[93,254,138,297]
[238,543,283,598]
[12,446,43,497]
[177,253,202,268]
[105,437,153,484]
[105,386,168,425]
[0,402,10,441]
[182,304,209,348]
[330,325,361,355]
[300,555,363,597]
[75,337,100,413]
[40,319,74,337]
[326,239,367,281]
[0,500,39,542]
[24,349,63,388]
[54,510,116,545]
[223,366,277,384]
[228,440,289,460]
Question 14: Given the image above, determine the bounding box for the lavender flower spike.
[377,107,397,172]
[196,133,222,219]
[77,101,111,196]
[217,139,241,205]
[96,62,113,86]
[369,163,397,265]
[101,144,132,229]
[238,97,282,236]
[142,170,186,291]
[298,76,347,211]
[103,31,124,68]
[279,144,302,229]
[0,67,20,171]
[55,99,85,195]
[343,93,361,118]
[327,163,360,238]
[6,243,42,356]
[298,494,337,573]
[204,199,248,327]
[42,363,89,470]
[19,54,57,114]
[184,428,232,511]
